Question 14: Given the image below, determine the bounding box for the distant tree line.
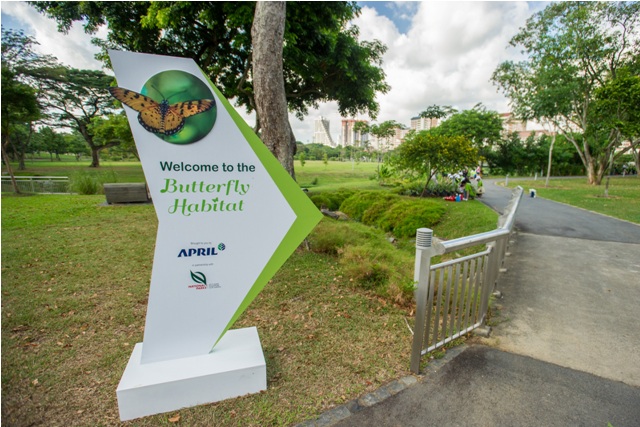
[2,2,389,183]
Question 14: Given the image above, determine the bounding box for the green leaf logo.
[190,271,207,285]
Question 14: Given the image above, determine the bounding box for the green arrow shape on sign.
[207,82,323,347]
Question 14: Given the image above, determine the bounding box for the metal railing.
[1,176,70,194]
[410,186,523,373]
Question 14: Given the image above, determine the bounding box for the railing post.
[410,228,435,374]
[479,245,496,325]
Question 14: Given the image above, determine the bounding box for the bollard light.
[416,228,433,250]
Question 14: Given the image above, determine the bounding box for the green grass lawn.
[504,176,640,224]
[4,159,146,182]
[3,158,380,191]
[295,160,382,192]
[1,187,499,426]
[3,158,559,426]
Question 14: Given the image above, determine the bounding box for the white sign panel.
[109,50,321,364]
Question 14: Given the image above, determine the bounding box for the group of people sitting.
[445,166,484,201]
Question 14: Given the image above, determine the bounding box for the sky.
[1,1,549,144]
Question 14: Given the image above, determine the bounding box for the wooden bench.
[104,183,151,204]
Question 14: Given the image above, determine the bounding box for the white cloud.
[1,1,544,144]
[2,1,106,71]
[279,1,539,144]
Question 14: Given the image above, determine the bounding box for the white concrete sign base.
[116,327,266,421]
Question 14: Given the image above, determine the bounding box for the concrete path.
[481,180,640,387]
[299,179,640,427]
[331,346,640,427]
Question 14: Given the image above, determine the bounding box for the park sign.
[108,50,322,420]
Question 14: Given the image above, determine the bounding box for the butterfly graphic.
[109,87,215,136]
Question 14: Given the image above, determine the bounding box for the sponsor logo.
[188,270,221,290]
[178,243,226,258]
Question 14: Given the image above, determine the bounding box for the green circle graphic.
[141,70,216,145]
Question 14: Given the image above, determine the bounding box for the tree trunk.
[251,1,295,179]
[90,147,100,167]
[1,134,20,194]
[545,134,555,188]
[586,158,599,185]
[18,150,26,170]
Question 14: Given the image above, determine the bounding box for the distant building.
[340,119,369,147]
[313,116,336,147]
[410,116,439,132]
[369,126,410,152]
[499,113,556,140]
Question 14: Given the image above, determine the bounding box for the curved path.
[482,180,640,387]
[301,179,640,427]
[481,178,640,243]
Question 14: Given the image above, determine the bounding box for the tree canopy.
[391,130,478,195]
[2,27,118,168]
[492,1,640,185]
[419,105,456,121]
[2,28,48,190]
[38,67,117,167]
[31,1,390,126]
[433,104,503,160]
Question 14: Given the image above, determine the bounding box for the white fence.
[1,176,70,194]
[410,186,523,373]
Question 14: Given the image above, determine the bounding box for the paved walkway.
[299,179,640,427]
[481,180,640,388]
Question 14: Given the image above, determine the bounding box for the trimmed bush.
[339,241,415,304]
[325,190,356,211]
[307,218,381,254]
[306,189,356,211]
[339,191,399,221]
[378,199,446,238]
[338,191,446,238]
[309,194,332,210]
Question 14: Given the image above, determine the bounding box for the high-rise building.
[410,116,439,132]
[369,127,410,151]
[313,116,335,146]
[499,112,561,140]
[340,119,369,147]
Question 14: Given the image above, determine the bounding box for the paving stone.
[313,406,351,426]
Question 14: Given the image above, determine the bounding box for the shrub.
[395,180,458,197]
[394,180,424,196]
[70,171,100,195]
[325,190,356,211]
[423,181,458,197]
[340,242,415,305]
[378,199,446,238]
[361,199,393,227]
[307,189,356,211]
[339,191,399,221]
[69,170,119,195]
[307,218,416,305]
[309,194,332,210]
[338,191,446,238]
[307,218,380,254]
